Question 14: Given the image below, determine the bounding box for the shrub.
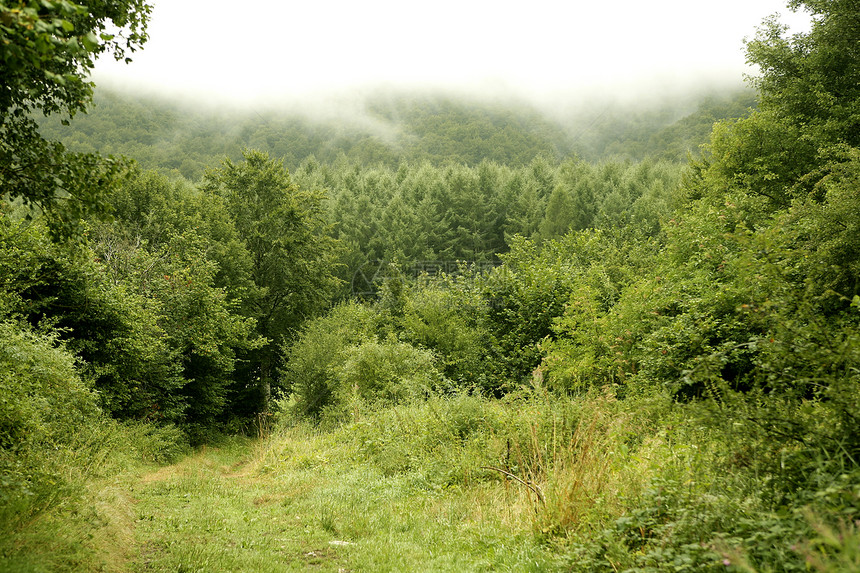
[329,339,446,422]
[0,318,188,571]
[0,321,100,513]
[280,301,379,419]
[402,277,489,387]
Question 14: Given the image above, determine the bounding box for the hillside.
[36,87,756,179]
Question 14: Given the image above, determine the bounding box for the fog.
[92,0,811,112]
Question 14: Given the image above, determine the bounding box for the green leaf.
[81,31,99,51]
[44,70,66,86]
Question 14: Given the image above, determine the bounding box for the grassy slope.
[117,392,707,572]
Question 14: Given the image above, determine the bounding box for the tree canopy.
[202,150,342,410]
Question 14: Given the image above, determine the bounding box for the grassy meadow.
[7,389,857,572]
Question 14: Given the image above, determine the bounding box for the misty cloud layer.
[92,0,812,108]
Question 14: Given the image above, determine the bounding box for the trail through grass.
[126,434,562,572]
[130,438,361,572]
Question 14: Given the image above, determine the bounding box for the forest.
[1,0,859,571]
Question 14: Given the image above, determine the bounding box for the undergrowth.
[267,388,860,572]
[0,319,189,572]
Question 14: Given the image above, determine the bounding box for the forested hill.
[37,87,756,179]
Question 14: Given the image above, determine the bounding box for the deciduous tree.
[202,150,341,412]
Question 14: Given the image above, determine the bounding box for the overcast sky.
[92,0,812,106]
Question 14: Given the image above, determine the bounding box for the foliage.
[538,230,659,392]
[401,274,489,386]
[297,156,684,292]
[331,339,444,416]
[0,320,99,487]
[104,167,253,300]
[531,4,860,568]
[88,168,267,431]
[481,229,656,393]
[3,2,860,570]
[0,215,186,420]
[690,0,860,217]
[479,237,580,392]
[746,1,860,152]
[0,0,151,239]
[280,301,379,420]
[0,316,188,572]
[2,186,260,429]
[35,88,755,183]
[92,227,261,430]
[202,150,342,412]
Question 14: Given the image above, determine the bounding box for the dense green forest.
[2,0,859,571]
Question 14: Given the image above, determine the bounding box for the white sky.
[92,0,812,106]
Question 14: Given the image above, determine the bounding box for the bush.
[280,301,380,419]
[402,277,489,387]
[331,339,445,417]
[0,318,190,571]
[0,321,100,513]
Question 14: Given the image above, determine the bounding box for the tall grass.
[268,386,858,571]
[274,388,665,538]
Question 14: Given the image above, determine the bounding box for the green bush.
[280,301,380,419]
[479,235,585,393]
[402,277,489,387]
[331,339,445,416]
[565,462,860,572]
[0,321,100,509]
[0,317,190,571]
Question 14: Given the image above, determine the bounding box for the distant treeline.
[36,87,756,179]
